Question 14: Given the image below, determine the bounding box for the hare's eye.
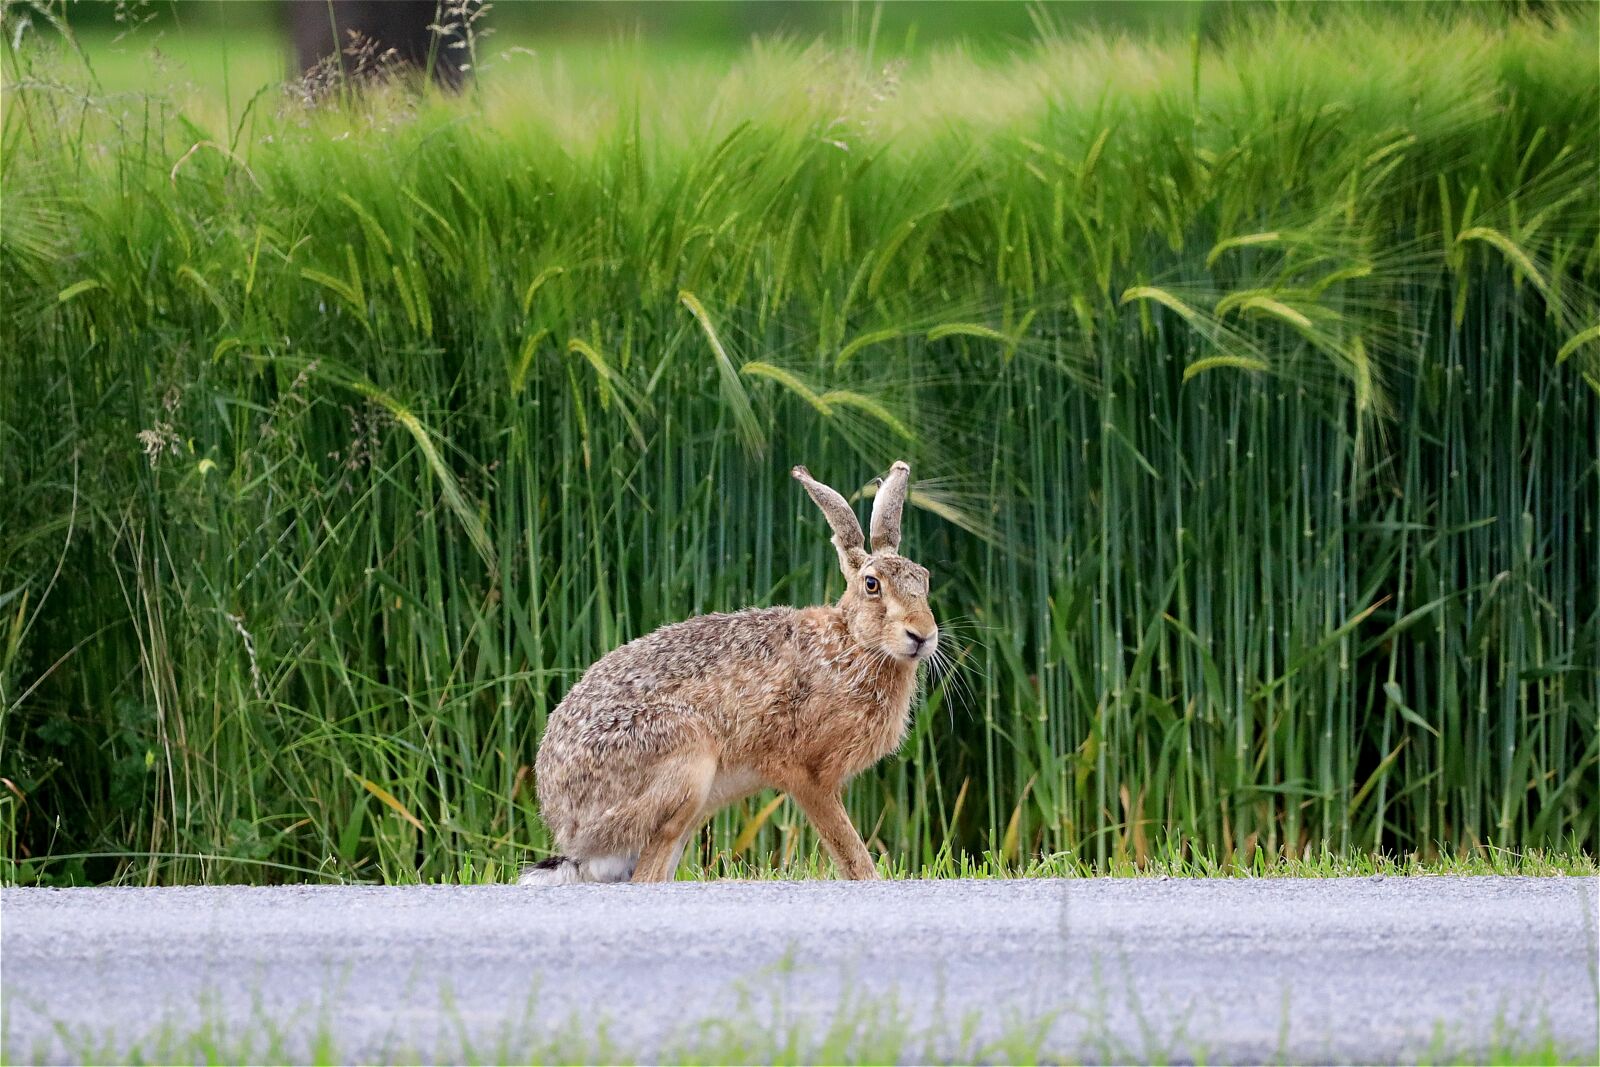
[863,575,880,595]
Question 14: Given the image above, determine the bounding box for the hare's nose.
[905,627,931,649]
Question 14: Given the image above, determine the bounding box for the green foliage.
[8,972,1589,1066]
[1,3,1596,884]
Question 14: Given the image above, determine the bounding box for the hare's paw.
[579,854,638,883]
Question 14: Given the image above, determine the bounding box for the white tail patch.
[517,859,580,885]
[516,853,637,886]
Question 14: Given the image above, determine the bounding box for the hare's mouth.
[894,630,938,662]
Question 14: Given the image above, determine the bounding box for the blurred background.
[55,1,1214,103]
[66,0,1212,52]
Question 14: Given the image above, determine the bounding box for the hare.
[522,461,937,884]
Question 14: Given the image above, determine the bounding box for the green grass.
[694,843,1600,882]
[6,969,1059,1066]
[9,957,1592,1067]
[7,985,1588,1067]
[342,842,1600,885]
[1,2,1597,887]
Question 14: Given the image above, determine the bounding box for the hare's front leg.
[789,782,878,880]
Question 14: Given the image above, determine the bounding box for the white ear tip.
[889,460,910,474]
[791,465,810,481]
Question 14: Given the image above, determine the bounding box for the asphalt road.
[3,877,1595,1063]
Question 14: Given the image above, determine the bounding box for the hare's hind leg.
[631,753,716,883]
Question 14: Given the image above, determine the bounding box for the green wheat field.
[1,1,1597,886]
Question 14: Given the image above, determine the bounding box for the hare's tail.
[517,856,577,885]
[517,853,636,885]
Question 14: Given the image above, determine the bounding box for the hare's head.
[792,461,938,663]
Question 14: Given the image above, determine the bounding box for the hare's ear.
[792,465,867,576]
[869,460,910,555]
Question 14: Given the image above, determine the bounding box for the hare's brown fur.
[527,462,936,884]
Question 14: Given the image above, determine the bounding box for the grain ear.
[792,465,868,575]
[869,461,910,555]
